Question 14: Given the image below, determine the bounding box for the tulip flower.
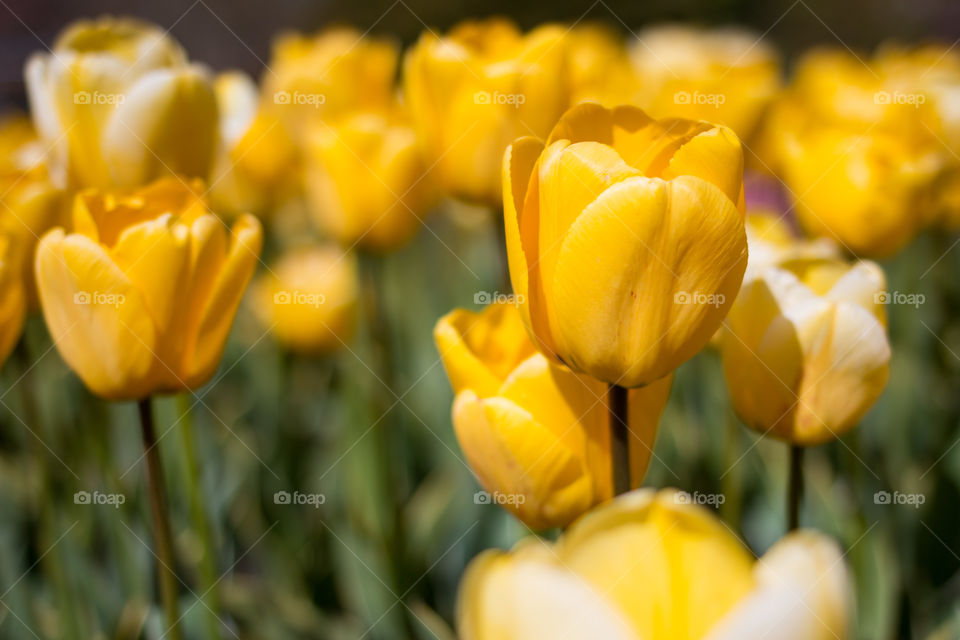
[264,27,398,135]
[34,177,263,400]
[458,488,852,640]
[629,25,781,141]
[302,109,437,251]
[25,17,218,190]
[0,233,26,368]
[208,72,297,217]
[252,245,357,354]
[504,103,747,388]
[741,211,839,285]
[565,24,641,107]
[435,302,671,529]
[762,47,959,255]
[0,114,64,304]
[404,18,568,204]
[720,257,890,446]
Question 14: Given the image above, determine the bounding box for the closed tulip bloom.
[435,303,671,529]
[720,257,890,446]
[25,17,218,190]
[458,488,852,640]
[252,245,357,354]
[34,178,263,400]
[265,27,398,134]
[208,72,297,217]
[0,233,26,369]
[0,114,64,304]
[404,18,568,204]
[630,25,781,141]
[504,103,747,388]
[303,109,437,252]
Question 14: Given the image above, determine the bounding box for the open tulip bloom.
[458,488,852,640]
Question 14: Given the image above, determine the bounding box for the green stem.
[787,444,804,531]
[176,394,221,639]
[138,397,183,640]
[609,384,631,496]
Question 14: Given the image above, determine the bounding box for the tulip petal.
[185,214,262,387]
[551,175,746,386]
[663,125,744,207]
[457,547,635,640]
[453,390,594,530]
[35,229,158,399]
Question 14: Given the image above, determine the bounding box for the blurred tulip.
[303,109,437,252]
[35,178,262,400]
[404,18,568,204]
[264,27,398,135]
[25,17,218,190]
[629,25,781,141]
[565,24,640,107]
[434,303,671,529]
[208,72,298,217]
[720,257,890,446]
[742,211,839,284]
[252,245,357,354]
[762,47,960,253]
[0,115,65,305]
[458,488,852,640]
[504,103,747,388]
[0,233,26,369]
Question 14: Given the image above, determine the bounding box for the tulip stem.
[609,384,631,496]
[138,397,183,640]
[787,444,804,531]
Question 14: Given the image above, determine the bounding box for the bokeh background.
[1,1,960,639]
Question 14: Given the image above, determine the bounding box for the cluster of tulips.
[1,11,957,639]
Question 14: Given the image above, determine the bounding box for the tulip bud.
[252,245,358,354]
[720,257,890,445]
[303,109,437,252]
[435,303,671,529]
[457,489,852,640]
[504,103,747,388]
[24,17,218,190]
[403,18,568,204]
[34,178,262,400]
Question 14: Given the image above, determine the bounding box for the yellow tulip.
[252,245,357,354]
[302,109,437,251]
[264,27,398,134]
[629,25,781,141]
[742,211,839,285]
[435,303,671,529]
[504,103,747,388]
[0,114,65,305]
[458,488,852,640]
[720,257,890,445]
[404,18,568,204]
[25,17,218,190]
[762,47,959,253]
[0,233,26,368]
[565,24,641,107]
[34,178,262,400]
[208,72,297,217]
